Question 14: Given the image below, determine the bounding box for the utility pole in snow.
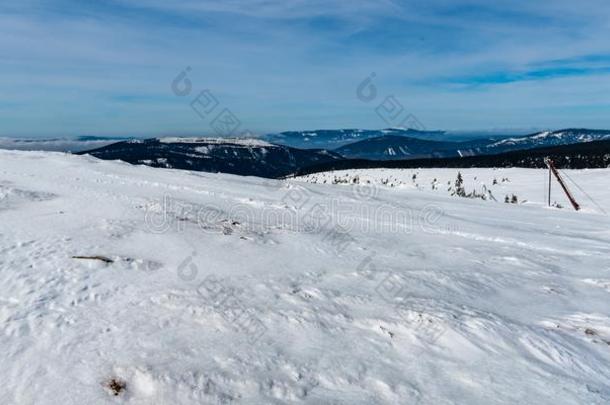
[544,157,580,211]
[547,163,552,207]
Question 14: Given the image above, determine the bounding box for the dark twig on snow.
[71,255,114,263]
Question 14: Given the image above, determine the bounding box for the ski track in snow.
[1,150,610,404]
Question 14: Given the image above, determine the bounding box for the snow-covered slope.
[157,137,274,147]
[487,129,610,152]
[296,168,610,214]
[1,150,610,404]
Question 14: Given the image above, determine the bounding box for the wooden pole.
[544,158,580,211]
[548,164,551,207]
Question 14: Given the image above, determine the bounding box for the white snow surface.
[1,150,610,404]
[296,168,609,214]
[158,137,274,147]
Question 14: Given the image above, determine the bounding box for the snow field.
[1,150,610,404]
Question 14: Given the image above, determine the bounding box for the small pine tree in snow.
[454,172,466,197]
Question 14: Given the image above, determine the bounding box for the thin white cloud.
[1,0,610,135]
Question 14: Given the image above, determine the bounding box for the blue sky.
[1,0,610,137]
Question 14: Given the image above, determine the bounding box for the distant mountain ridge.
[78,137,343,178]
[485,128,610,152]
[332,128,610,160]
[261,128,446,149]
[334,135,463,160]
[76,128,610,178]
[294,139,610,175]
